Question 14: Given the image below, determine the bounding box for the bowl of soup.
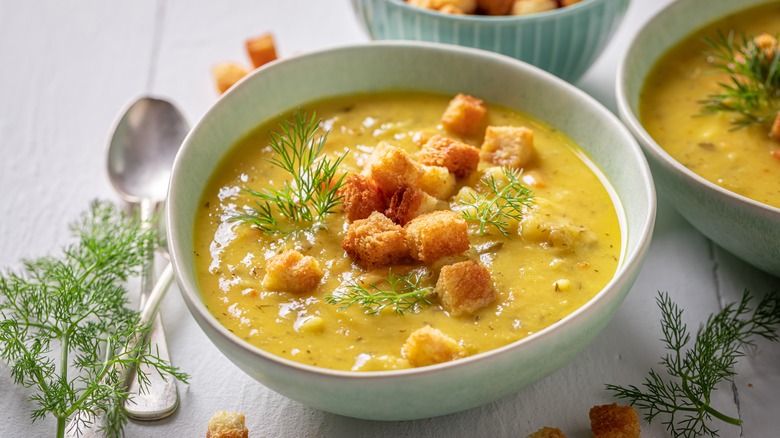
[167,41,655,420]
[350,0,629,83]
[617,0,780,277]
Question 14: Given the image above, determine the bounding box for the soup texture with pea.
[641,2,780,208]
[194,92,621,371]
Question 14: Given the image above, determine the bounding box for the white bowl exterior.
[617,0,780,277]
[350,0,628,82]
[168,42,655,420]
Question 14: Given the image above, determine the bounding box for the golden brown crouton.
[589,404,641,438]
[438,4,465,13]
[441,93,487,137]
[771,112,780,142]
[206,411,248,438]
[418,135,481,178]
[526,427,567,438]
[417,164,457,199]
[245,33,278,69]
[481,126,536,169]
[436,260,495,316]
[338,174,388,222]
[478,0,514,15]
[512,0,558,14]
[364,142,424,195]
[262,250,324,294]
[559,0,582,6]
[385,186,441,226]
[405,211,470,263]
[342,212,409,269]
[212,63,248,94]
[433,0,478,13]
[401,325,467,367]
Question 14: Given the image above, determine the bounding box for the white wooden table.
[1,1,778,437]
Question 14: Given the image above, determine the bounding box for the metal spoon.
[107,96,188,420]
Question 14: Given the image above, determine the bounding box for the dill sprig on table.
[459,166,534,237]
[230,111,348,233]
[0,201,188,438]
[699,30,780,130]
[606,290,780,438]
[325,270,434,315]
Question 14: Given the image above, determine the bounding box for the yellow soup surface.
[194,92,621,371]
[641,2,780,208]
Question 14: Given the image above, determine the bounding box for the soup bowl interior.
[168,42,655,420]
[350,0,629,83]
[616,0,780,277]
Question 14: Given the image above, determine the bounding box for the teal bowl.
[167,42,655,420]
[616,0,780,277]
[350,0,628,82]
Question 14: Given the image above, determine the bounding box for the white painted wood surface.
[1,1,778,437]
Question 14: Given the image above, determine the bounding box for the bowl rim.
[380,0,610,23]
[615,0,780,216]
[168,40,656,380]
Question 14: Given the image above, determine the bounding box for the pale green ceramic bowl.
[167,42,655,420]
[350,0,628,82]
[616,0,780,277]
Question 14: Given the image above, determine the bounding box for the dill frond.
[606,290,780,438]
[459,167,534,237]
[325,270,434,315]
[229,111,347,233]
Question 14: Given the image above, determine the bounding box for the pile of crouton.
[527,403,641,438]
[407,0,582,16]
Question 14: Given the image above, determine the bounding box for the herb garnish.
[606,290,780,438]
[325,270,434,315]
[0,201,188,438]
[459,167,533,237]
[230,111,348,233]
[700,31,780,130]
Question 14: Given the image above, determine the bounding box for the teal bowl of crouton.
[167,42,655,420]
[350,0,629,82]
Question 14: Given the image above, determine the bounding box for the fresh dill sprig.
[325,270,434,315]
[230,110,348,233]
[459,167,534,237]
[0,201,188,438]
[699,30,780,130]
[606,290,780,438]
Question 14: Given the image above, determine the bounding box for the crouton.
[438,4,465,13]
[436,260,495,316]
[407,0,434,9]
[441,93,487,137]
[589,404,641,438]
[481,126,536,169]
[212,63,248,94]
[206,411,248,438]
[417,164,457,199]
[262,250,324,294]
[559,0,581,6]
[432,0,478,13]
[342,212,409,269]
[385,185,441,225]
[401,325,467,367]
[771,112,780,142]
[479,0,514,15]
[245,33,278,69]
[512,0,558,14]
[526,427,567,438]
[338,174,388,222]
[418,135,481,178]
[364,142,424,195]
[405,211,469,263]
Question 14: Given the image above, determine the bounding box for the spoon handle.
[124,199,179,420]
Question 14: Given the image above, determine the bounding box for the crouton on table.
[405,210,469,263]
[212,63,248,94]
[342,212,409,269]
[441,93,487,137]
[338,173,388,222]
[402,325,467,367]
[526,427,567,438]
[589,403,641,438]
[385,185,440,226]
[262,250,324,294]
[481,125,536,169]
[436,260,495,316]
[245,33,278,69]
[418,135,481,178]
[207,411,249,438]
